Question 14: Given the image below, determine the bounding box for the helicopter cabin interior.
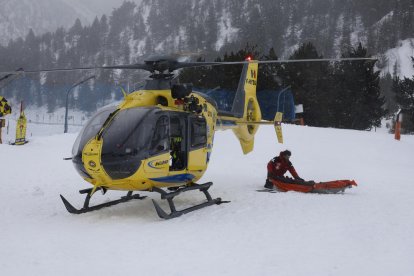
[153,111,208,172]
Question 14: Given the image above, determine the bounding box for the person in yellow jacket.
[0,96,12,144]
[0,118,4,144]
[170,136,184,170]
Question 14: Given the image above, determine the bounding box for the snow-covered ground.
[0,119,413,276]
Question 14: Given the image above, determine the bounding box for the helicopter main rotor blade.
[257,57,377,64]
[179,57,377,68]
[0,68,24,79]
[24,63,150,74]
[0,57,377,75]
[32,57,377,72]
[0,63,151,75]
[173,57,377,70]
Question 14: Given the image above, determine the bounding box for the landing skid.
[60,182,228,219]
[60,188,147,214]
[151,182,229,219]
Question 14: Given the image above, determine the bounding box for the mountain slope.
[0,0,89,45]
[0,0,144,46]
[383,38,414,77]
[60,0,143,21]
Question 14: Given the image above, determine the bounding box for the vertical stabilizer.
[231,61,262,154]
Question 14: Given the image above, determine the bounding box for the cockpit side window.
[150,115,169,156]
[190,116,207,149]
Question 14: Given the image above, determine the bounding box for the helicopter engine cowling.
[171,83,192,99]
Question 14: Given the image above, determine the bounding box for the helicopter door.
[169,114,188,171]
[149,115,170,155]
[145,115,170,176]
[187,116,208,171]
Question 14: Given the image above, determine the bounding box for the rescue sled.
[270,176,357,194]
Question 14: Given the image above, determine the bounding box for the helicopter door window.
[190,116,207,150]
[170,116,186,171]
[150,115,169,156]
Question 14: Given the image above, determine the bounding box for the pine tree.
[277,42,332,127]
[87,17,101,55]
[68,19,83,48]
[240,1,266,51]
[258,47,281,91]
[332,43,386,130]
[179,45,262,110]
[205,4,218,52]
[393,59,414,132]
[261,1,285,51]
[77,83,96,112]
[108,1,136,51]
[380,73,397,113]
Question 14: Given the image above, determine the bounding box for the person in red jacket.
[264,150,303,189]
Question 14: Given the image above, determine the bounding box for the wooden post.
[395,121,401,140]
[395,112,402,141]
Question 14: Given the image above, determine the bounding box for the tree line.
[180,43,386,130]
[391,58,414,133]
[0,0,413,131]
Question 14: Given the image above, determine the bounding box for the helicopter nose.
[72,154,93,180]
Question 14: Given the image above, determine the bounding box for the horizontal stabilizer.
[274,112,283,144]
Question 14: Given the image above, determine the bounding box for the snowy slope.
[0,121,413,276]
[60,0,143,20]
[0,0,142,45]
[0,0,90,45]
[383,38,414,78]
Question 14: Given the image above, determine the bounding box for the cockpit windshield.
[101,107,159,179]
[72,105,118,157]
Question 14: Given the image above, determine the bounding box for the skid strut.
[60,188,147,214]
[151,182,229,219]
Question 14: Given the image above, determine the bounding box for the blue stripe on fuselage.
[150,174,195,183]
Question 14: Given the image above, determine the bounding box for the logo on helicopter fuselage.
[148,159,169,169]
[245,78,257,86]
[245,69,257,86]
[251,69,257,79]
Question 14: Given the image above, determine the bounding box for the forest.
[0,0,413,131]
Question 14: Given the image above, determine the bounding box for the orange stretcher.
[270,176,357,194]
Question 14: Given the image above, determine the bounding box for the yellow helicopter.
[65,56,277,219]
[1,55,375,219]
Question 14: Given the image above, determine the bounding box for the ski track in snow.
[0,123,413,276]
